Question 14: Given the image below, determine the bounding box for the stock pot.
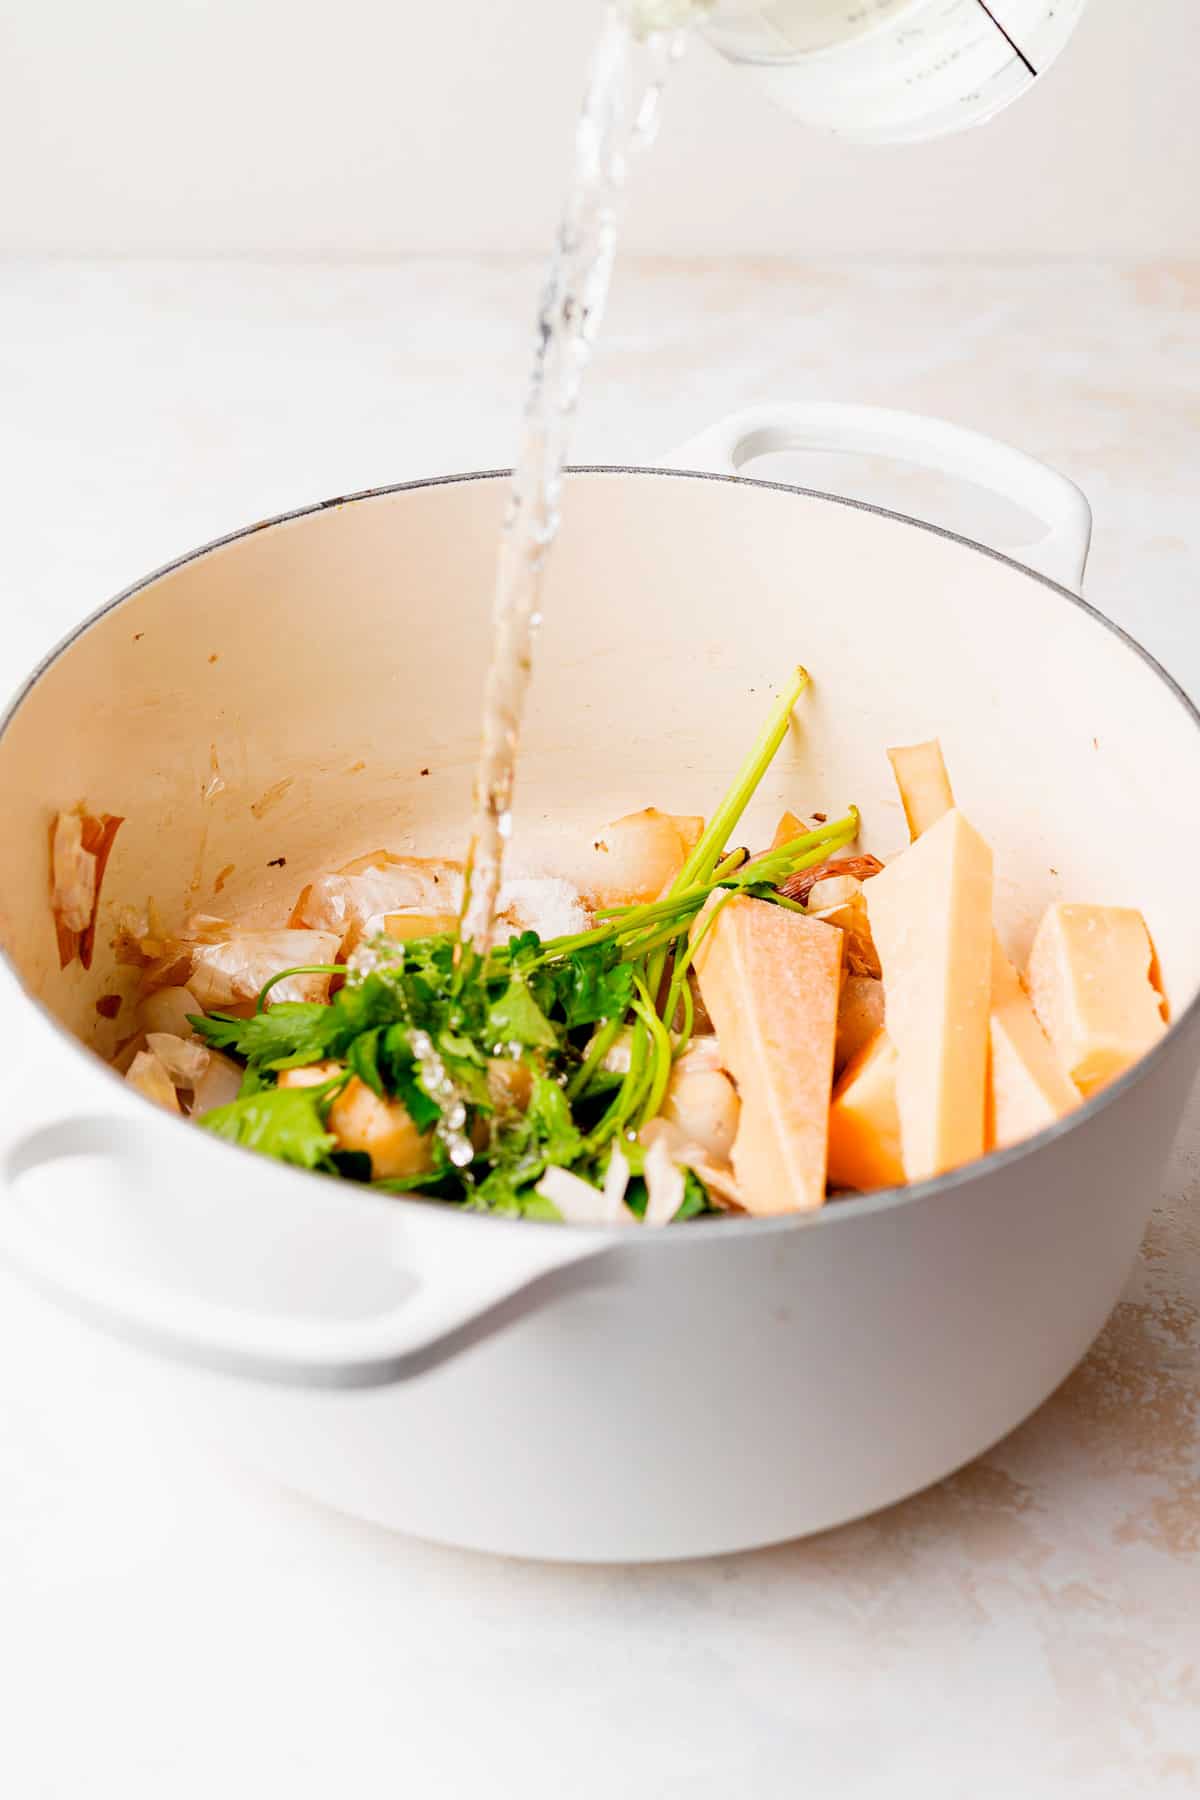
[2,403,1198,1562]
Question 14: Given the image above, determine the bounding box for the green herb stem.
[640,668,811,1028]
[592,848,749,923]
[566,1014,626,1099]
[254,963,350,1013]
[585,1020,649,1153]
[758,889,807,912]
[672,968,695,1056]
[633,980,675,1127]
[660,887,739,1044]
[673,666,810,895]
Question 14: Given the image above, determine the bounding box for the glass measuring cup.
[702,0,1090,141]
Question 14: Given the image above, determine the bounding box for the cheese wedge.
[887,740,955,840]
[987,934,1079,1150]
[827,1030,903,1193]
[692,895,842,1214]
[865,808,994,1180]
[1025,903,1167,1098]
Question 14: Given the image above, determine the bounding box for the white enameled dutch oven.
[2,403,1199,1563]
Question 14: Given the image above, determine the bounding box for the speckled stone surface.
[0,259,1197,1797]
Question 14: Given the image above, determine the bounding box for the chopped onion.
[835,975,885,1075]
[125,1049,181,1114]
[537,1166,626,1227]
[643,1133,686,1228]
[602,1140,634,1216]
[111,1032,148,1076]
[640,1117,743,1213]
[806,873,861,911]
[672,1035,725,1075]
[494,876,590,943]
[575,808,704,908]
[188,929,341,1007]
[297,857,463,953]
[146,1032,210,1088]
[189,1049,244,1115]
[138,984,203,1038]
[662,1041,740,1163]
[808,887,881,980]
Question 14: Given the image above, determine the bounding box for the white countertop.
[1,257,1198,1798]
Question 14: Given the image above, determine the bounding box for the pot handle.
[0,1112,614,1390]
[661,401,1093,590]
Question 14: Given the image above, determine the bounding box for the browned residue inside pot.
[250,777,294,820]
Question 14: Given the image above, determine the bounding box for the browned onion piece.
[779,853,884,907]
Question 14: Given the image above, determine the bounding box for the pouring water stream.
[459,2,702,951]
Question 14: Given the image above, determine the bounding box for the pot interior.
[4,470,1199,1063]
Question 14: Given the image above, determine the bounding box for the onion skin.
[779,854,884,907]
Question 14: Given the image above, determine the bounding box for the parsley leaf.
[504,930,543,969]
[189,1003,339,1071]
[486,976,557,1050]
[623,1176,648,1220]
[237,1065,274,1098]
[346,1026,386,1095]
[469,1158,567,1218]
[675,1167,712,1221]
[466,1072,583,1214]
[433,1036,493,1112]
[515,1188,562,1221]
[526,1073,583,1165]
[383,1028,443,1133]
[199,1086,338,1169]
[187,1012,248,1055]
[552,942,635,1028]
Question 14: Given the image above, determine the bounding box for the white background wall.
[1,0,1198,258]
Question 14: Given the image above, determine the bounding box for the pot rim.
[4,462,1198,1243]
